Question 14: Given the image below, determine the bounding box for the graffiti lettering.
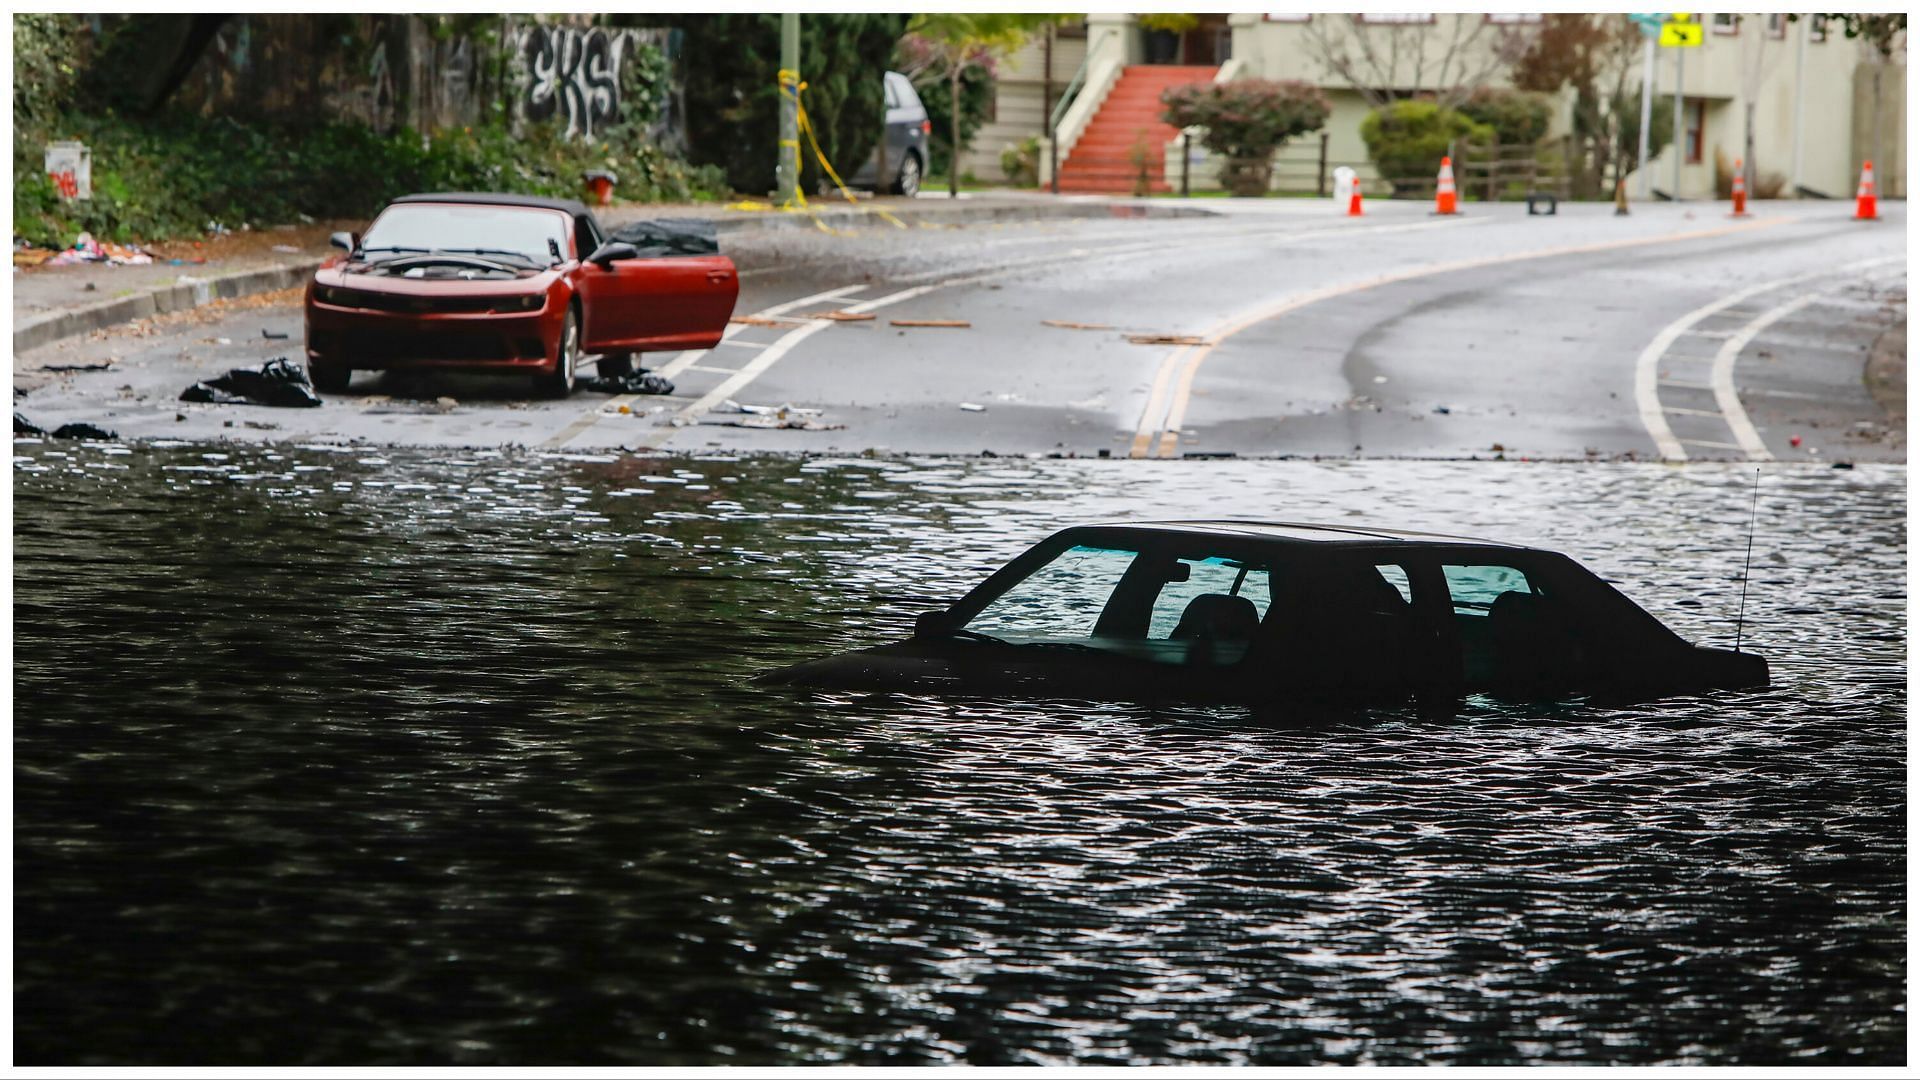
[522,26,631,141]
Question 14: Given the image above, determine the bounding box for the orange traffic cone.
[1730,158,1748,217]
[1434,156,1458,215]
[1854,160,1879,220]
[1347,183,1364,217]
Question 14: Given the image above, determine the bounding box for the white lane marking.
[1659,380,1718,391]
[1139,218,1786,458]
[1681,438,1747,450]
[1662,405,1726,417]
[715,338,769,350]
[546,283,869,448]
[1710,290,1828,461]
[1632,255,1901,461]
[655,284,938,438]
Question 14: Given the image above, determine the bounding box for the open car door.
[577,219,739,353]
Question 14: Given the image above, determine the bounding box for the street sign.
[1629,12,1666,37]
[1660,12,1703,47]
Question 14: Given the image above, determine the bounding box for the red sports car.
[304,192,739,396]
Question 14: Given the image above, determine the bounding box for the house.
[970,13,1903,200]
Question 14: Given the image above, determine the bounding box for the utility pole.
[1637,32,1655,199]
[1672,45,1684,200]
[777,13,800,205]
[1790,15,1807,194]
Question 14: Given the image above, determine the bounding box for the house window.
[1810,16,1829,43]
[1766,13,1786,38]
[1485,13,1544,24]
[1712,13,1739,35]
[1357,13,1435,25]
[1685,99,1706,165]
[1264,13,1311,22]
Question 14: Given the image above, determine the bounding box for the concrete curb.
[629,199,1221,235]
[14,259,324,357]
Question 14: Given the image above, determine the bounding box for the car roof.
[1068,519,1532,549]
[389,192,592,218]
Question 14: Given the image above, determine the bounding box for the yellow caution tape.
[768,68,907,234]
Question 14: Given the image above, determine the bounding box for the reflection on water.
[13,442,1905,1065]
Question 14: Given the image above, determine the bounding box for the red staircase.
[1057,65,1218,194]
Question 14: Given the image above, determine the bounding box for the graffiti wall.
[171,15,682,146]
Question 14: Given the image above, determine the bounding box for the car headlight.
[502,293,546,313]
[314,285,345,305]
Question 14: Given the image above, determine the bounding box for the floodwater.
[13,442,1905,1066]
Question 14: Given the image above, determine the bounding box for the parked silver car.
[849,71,930,198]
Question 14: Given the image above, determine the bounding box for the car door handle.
[706,269,732,282]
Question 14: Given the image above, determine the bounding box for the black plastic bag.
[581,371,675,395]
[606,218,719,258]
[181,357,322,408]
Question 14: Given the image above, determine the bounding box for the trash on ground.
[262,329,289,340]
[1432,405,1452,414]
[892,319,971,328]
[958,402,988,412]
[40,361,114,372]
[809,310,876,322]
[581,371,675,395]
[607,218,720,258]
[717,399,822,417]
[42,232,153,266]
[271,244,301,254]
[1042,320,1114,331]
[730,315,806,327]
[179,357,322,408]
[1127,333,1206,346]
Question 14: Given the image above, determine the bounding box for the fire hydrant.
[582,170,618,207]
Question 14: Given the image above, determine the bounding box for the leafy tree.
[895,34,994,179]
[1513,13,1647,197]
[904,13,1071,197]
[1360,101,1492,193]
[664,14,909,196]
[1456,86,1553,147]
[1160,79,1330,195]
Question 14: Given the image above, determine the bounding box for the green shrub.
[1456,86,1553,147]
[1000,135,1040,186]
[1160,78,1330,160]
[1359,101,1493,192]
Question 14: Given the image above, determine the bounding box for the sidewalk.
[13,194,1218,358]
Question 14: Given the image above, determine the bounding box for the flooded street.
[13,441,1905,1065]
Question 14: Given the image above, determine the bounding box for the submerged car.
[767,521,1769,707]
[304,192,739,396]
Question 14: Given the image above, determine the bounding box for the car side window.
[1148,556,1271,639]
[1442,563,1535,615]
[884,76,902,110]
[1373,564,1413,606]
[575,214,602,260]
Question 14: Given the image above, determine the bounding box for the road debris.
[179,357,322,408]
[893,319,971,328]
[1042,320,1114,331]
[708,400,842,430]
[809,310,877,322]
[39,361,115,373]
[729,314,807,327]
[958,402,987,412]
[262,328,289,340]
[582,371,675,395]
[1127,333,1206,346]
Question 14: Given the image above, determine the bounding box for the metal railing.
[1048,52,1090,194]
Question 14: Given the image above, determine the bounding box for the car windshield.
[359,204,568,266]
[959,542,1273,665]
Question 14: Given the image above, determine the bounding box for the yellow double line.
[1129,216,1786,459]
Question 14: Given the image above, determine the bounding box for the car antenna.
[1735,467,1760,653]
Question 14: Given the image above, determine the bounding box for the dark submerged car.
[768,521,1769,707]
[305,192,738,397]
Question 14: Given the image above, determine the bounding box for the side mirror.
[329,231,356,253]
[914,609,955,640]
[587,240,639,268]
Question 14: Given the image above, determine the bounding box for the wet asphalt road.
[15,199,1905,462]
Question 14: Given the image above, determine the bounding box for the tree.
[665,14,907,196]
[904,13,1069,197]
[1514,14,1646,197]
[1300,14,1539,111]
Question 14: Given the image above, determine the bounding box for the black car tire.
[311,365,351,394]
[538,307,580,398]
[598,352,634,377]
[894,152,922,198]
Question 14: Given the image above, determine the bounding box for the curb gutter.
[14,259,324,357]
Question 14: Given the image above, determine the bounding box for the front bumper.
[305,300,563,372]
